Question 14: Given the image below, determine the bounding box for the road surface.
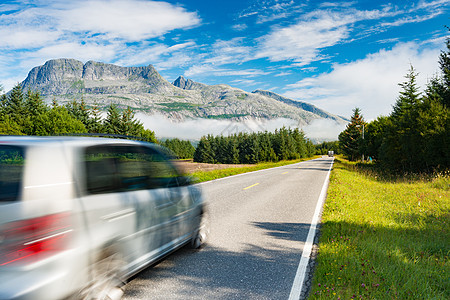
[123,157,334,300]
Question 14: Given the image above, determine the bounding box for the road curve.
[123,157,334,300]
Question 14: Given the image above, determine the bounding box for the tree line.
[193,127,315,164]
[161,138,196,159]
[0,84,156,142]
[339,34,449,173]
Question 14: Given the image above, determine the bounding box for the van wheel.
[80,253,125,300]
[191,212,210,249]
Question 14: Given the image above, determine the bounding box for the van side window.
[84,145,180,194]
[0,146,25,202]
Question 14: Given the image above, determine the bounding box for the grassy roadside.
[189,156,321,183]
[309,157,449,299]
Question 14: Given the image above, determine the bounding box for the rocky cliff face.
[173,75,207,90]
[20,58,347,125]
[22,58,174,95]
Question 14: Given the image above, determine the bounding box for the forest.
[339,35,449,173]
[193,128,316,164]
[0,85,156,142]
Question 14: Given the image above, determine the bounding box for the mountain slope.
[251,90,347,122]
[20,58,347,125]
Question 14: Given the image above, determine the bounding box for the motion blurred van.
[0,136,208,300]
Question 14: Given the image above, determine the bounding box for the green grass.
[309,157,449,299]
[189,156,320,183]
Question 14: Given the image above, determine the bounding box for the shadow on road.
[124,222,315,300]
[251,222,311,242]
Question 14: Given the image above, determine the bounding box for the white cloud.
[238,0,305,24]
[58,0,200,41]
[255,11,353,64]
[137,113,300,140]
[380,11,443,27]
[0,27,60,49]
[302,119,347,141]
[27,42,119,63]
[417,0,450,10]
[283,41,442,120]
[184,64,219,77]
[114,41,197,68]
[184,64,269,79]
[253,4,424,65]
[274,71,292,77]
[137,112,343,141]
[232,24,248,31]
[0,1,200,48]
[230,79,261,86]
[204,38,253,65]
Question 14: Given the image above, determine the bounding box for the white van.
[0,136,208,300]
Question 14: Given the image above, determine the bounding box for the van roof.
[0,136,152,147]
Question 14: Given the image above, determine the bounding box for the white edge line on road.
[288,157,334,300]
[196,157,325,186]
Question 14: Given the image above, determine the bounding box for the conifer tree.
[103,104,122,134]
[227,135,240,164]
[338,107,366,161]
[5,84,26,121]
[25,90,47,115]
[88,101,104,133]
[121,106,143,136]
[193,135,215,163]
[385,66,422,171]
[438,31,450,107]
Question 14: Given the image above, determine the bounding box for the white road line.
[196,157,323,186]
[288,158,334,300]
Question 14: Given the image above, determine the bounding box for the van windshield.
[0,145,25,202]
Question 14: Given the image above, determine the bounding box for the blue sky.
[0,0,449,121]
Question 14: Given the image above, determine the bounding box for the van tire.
[190,212,209,249]
[79,252,125,300]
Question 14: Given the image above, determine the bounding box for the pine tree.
[292,128,307,158]
[121,106,143,136]
[139,129,157,143]
[338,107,366,161]
[387,66,422,171]
[25,90,47,115]
[103,104,122,134]
[437,32,450,107]
[392,65,421,119]
[5,84,26,121]
[88,101,104,133]
[193,135,215,163]
[227,135,240,164]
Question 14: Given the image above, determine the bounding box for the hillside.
[20,58,347,125]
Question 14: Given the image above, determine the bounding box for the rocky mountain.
[172,75,207,90]
[20,58,347,125]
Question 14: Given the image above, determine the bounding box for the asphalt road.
[123,157,334,300]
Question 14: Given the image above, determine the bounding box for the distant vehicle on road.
[0,136,208,300]
[328,151,334,157]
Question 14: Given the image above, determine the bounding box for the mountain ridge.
[20,58,347,125]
